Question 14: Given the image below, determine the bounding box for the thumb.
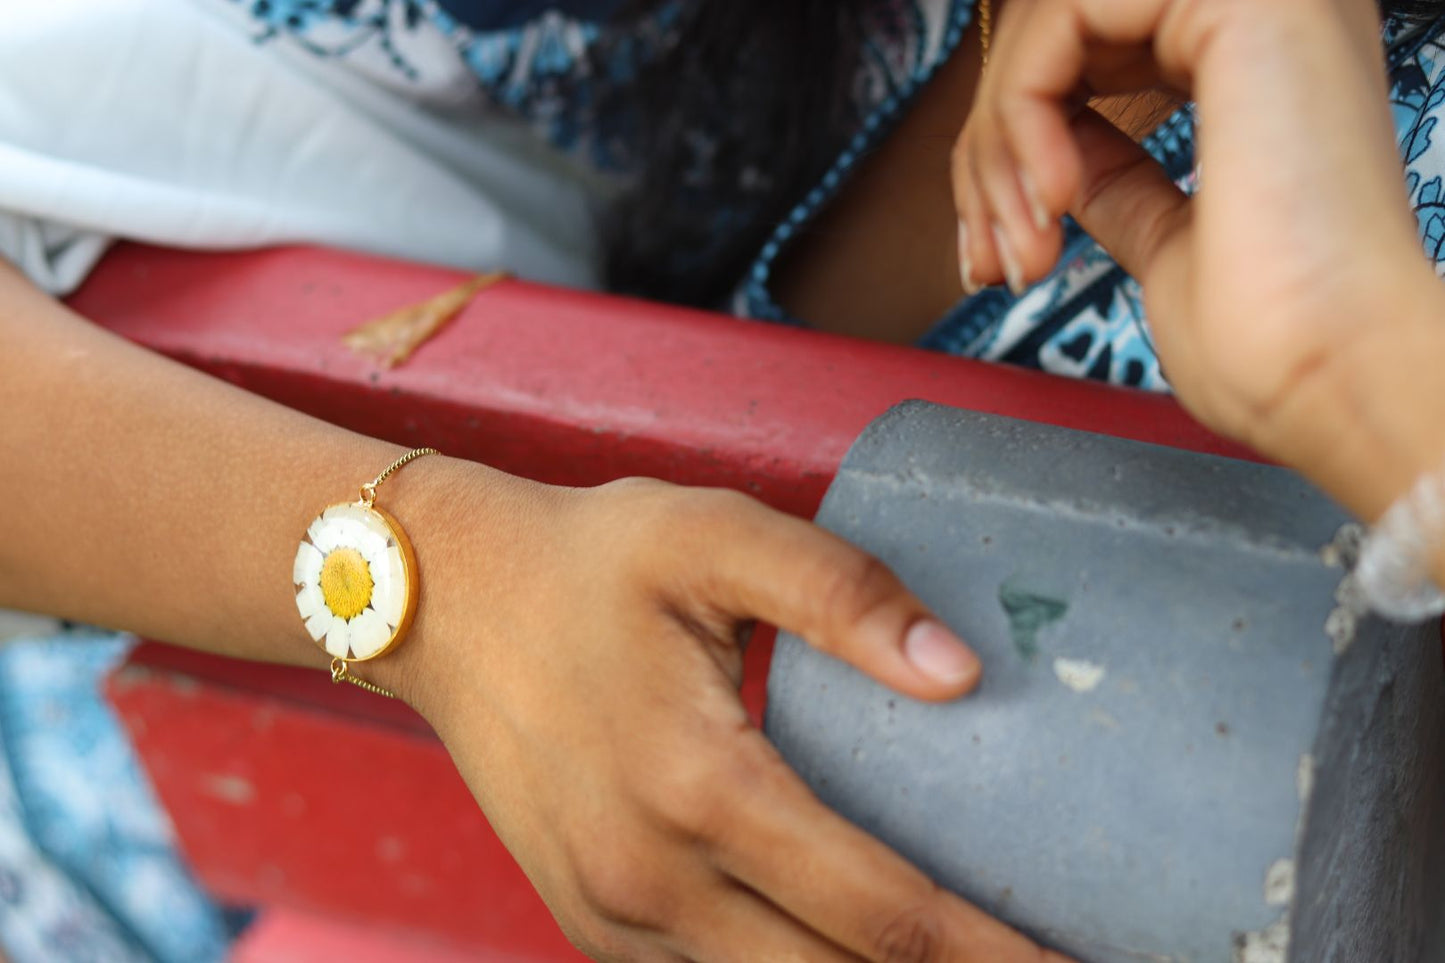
[699,495,982,702]
[1067,106,1191,284]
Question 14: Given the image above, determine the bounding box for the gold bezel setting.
[293,501,419,663]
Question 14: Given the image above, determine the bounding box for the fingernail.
[992,224,1026,296]
[904,620,980,686]
[1020,171,1050,232]
[957,222,980,295]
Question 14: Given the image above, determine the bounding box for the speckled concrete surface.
[768,403,1444,963]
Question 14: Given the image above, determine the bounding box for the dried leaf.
[343,271,508,369]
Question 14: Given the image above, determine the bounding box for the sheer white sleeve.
[0,214,109,296]
[0,0,605,296]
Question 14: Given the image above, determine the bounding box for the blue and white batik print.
[214,2,1445,394]
[1393,17,1445,269]
[744,8,1445,393]
[0,632,231,963]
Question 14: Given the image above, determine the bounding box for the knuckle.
[571,838,669,929]
[950,130,972,172]
[950,138,979,210]
[652,736,786,855]
[651,758,725,837]
[589,477,678,544]
[657,486,754,544]
[873,904,946,963]
[691,486,756,524]
[568,925,680,963]
[652,738,752,839]
[966,127,994,183]
[597,475,673,504]
[708,743,785,824]
[979,106,1015,171]
[1074,147,1154,216]
[814,550,902,642]
[563,917,629,963]
[1136,200,1186,258]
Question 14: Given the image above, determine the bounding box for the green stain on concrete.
[998,578,1069,662]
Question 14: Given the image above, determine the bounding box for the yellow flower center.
[319,547,374,621]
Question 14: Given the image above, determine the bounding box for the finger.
[690,494,981,702]
[983,0,1165,221]
[980,0,1084,234]
[1065,107,1189,285]
[674,881,866,963]
[716,732,1074,963]
[953,133,1002,294]
[965,0,1057,290]
[973,111,1064,292]
[1000,0,1164,102]
[993,81,1083,241]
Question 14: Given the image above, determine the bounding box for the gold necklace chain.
[978,0,992,66]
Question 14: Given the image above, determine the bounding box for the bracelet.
[292,448,440,697]
[1354,454,1445,622]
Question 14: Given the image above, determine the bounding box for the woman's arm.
[0,257,466,679]
[0,260,1071,961]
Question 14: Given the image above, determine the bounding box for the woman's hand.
[403,472,1070,962]
[953,0,1441,459]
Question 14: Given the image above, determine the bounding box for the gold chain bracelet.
[292,448,440,699]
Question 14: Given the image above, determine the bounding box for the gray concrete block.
[765,402,1443,963]
[1427,770,1445,963]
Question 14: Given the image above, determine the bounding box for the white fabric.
[0,0,607,295]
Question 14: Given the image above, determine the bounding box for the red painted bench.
[70,243,1249,959]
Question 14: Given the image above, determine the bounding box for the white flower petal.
[374,593,405,631]
[335,518,373,551]
[309,513,378,558]
[340,504,384,530]
[357,532,389,574]
[374,550,408,627]
[306,518,337,553]
[293,542,324,587]
[369,545,399,600]
[295,583,325,620]
[324,616,351,659]
[373,522,395,545]
[304,611,331,643]
[348,608,392,660]
[356,507,389,533]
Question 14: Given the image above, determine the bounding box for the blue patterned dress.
[215,1,1445,394]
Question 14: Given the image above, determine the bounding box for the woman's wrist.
[1252,271,1445,524]
[356,455,558,721]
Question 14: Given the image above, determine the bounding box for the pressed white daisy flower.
[292,502,417,662]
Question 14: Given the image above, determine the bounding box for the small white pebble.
[1297,754,1315,805]
[1053,658,1106,694]
[1235,918,1290,963]
[1264,859,1295,907]
[1325,607,1357,656]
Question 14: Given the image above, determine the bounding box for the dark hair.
[604,0,1445,306]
